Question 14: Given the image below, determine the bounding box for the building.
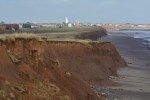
[40,23,57,28]
[68,23,72,27]
[22,23,31,28]
[0,25,6,31]
[66,17,68,24]
[22,23,40,28]
[0,24,19,31]
[75,20,80,25]
[137,24,147,28]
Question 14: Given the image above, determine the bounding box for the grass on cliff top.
[0,33,109,46]
[0,32,99,43]
[47,38,97,43]
[47,39,101,48]
[0,33,42,42]
[20,27,101,32]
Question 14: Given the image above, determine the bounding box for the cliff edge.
[0,33,126,100]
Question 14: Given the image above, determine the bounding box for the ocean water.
[111,30,150,49]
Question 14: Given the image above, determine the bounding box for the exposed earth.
[0,28,127,100]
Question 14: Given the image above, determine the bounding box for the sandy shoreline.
[96,32,150,100]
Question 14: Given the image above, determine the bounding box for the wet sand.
[96,32,150,100]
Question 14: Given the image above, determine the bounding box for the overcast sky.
[0,0,150,24]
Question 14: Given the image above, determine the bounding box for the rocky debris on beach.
[109,76,125,81]
[90,84,150,100]
[98,32,150,100]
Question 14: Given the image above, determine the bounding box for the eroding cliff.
[78,29,107,40]
[0,37,126,100]
[47,41,126,81]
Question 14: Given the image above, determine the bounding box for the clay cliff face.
[78,29,107,40]
[47,41,126,82]
[0,38,126,100]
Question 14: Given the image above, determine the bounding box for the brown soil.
[78,28,107,40]
[0,36,126,100]
[49,41,127,81]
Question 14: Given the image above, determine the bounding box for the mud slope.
[47,41,127,83]
[0,38,126,100]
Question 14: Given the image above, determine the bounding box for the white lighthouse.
[66,17,68,24]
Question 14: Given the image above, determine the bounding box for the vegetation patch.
[47,39,100,48]
[8,53,21,63]
[50,57,60,67]
[65,71,71,76]
[4,80,60,100]
[0,90,16,100]
[0,33,43,42]
[59,95,71,100]
[28,81,60,99]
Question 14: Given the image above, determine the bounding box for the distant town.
[1,18,150,31]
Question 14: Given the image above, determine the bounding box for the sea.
[110,30,150,50]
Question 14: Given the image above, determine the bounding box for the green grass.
[20,27,101,32]
[20,27,82,32]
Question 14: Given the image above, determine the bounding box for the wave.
[112,30,150,48]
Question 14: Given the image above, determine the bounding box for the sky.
[0,0,150,24]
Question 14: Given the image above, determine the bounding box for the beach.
[97,31,150,100]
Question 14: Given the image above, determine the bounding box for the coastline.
[0,31,125,100]
[97,31,150,100]
[0,29,149,99]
